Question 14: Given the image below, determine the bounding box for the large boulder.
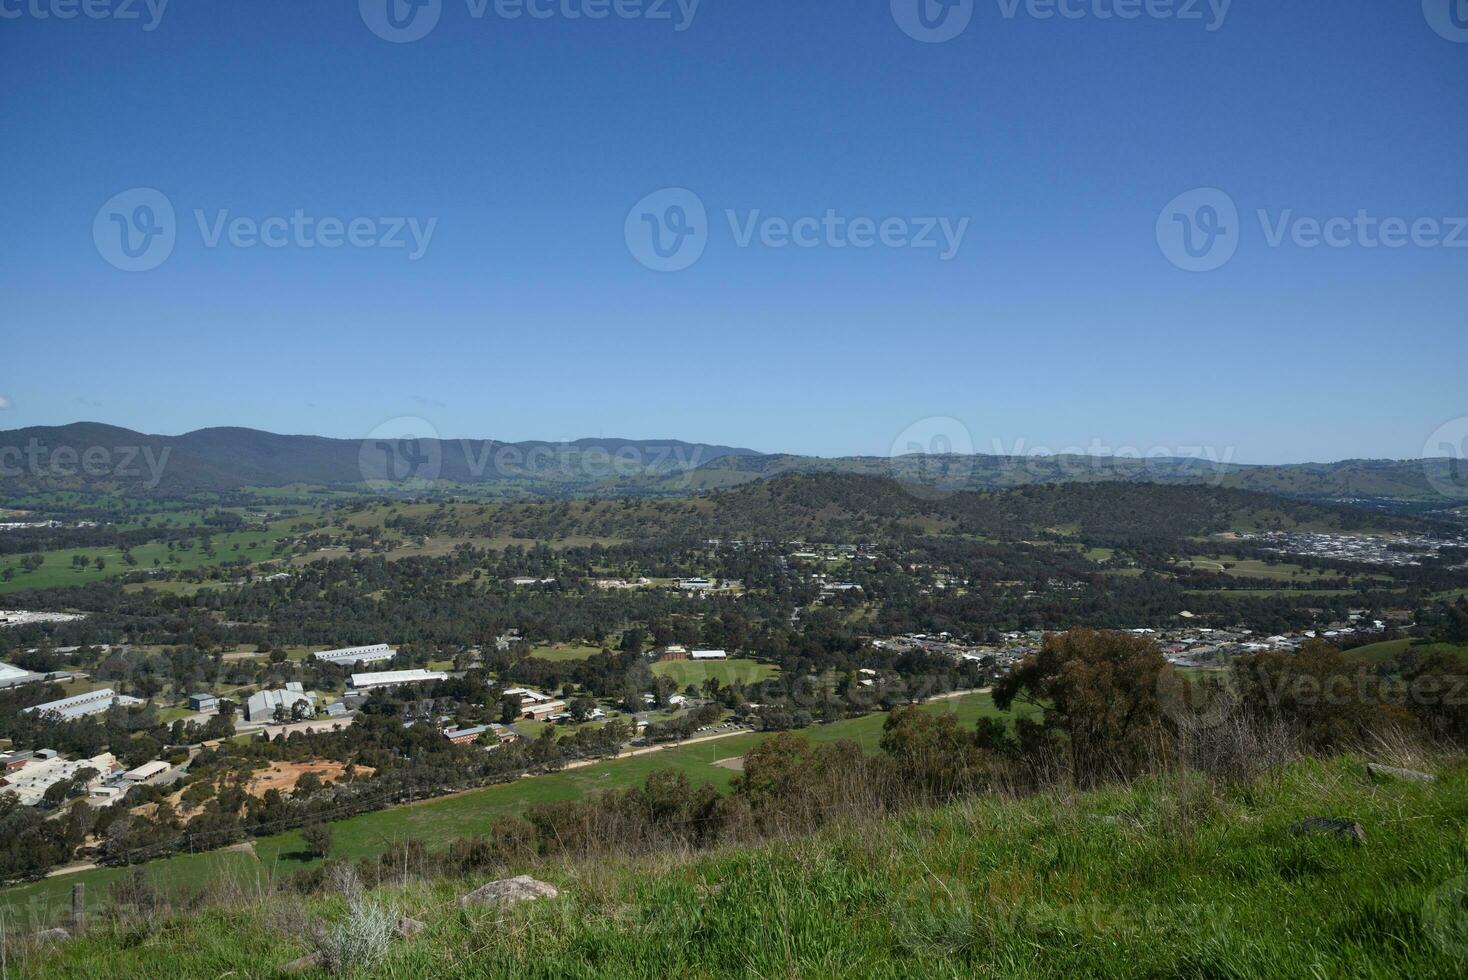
[1293,817,1366,845]
[1367,763,1436,784]
[31,927,70,945]
[459,875,559,908]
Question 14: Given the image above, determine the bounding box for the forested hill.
[0,424,760,495]
[674,452,1468,505]
[376,474,1446,547]
[3,423,1464,506]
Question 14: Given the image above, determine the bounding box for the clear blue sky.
[2,1,1464,463]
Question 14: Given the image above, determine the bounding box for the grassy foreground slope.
[0,693,1010,922]
[23,754,1468,978]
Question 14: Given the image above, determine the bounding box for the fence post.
[71,883,85,933]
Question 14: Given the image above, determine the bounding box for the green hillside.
[17,753,1468,978]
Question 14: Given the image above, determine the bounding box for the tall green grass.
[16,754,1468,978]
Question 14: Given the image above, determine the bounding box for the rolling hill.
[2,423,1465,506]
[0,424,760,496]
[374,473,1449,546]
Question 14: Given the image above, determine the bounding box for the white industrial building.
[123,760,170,782]
[349,668,448,690]
[244,682,317,722]
[0,661,41,689]
[23,688,143,721]
[691,649,728,660]
[0,752,117,806]
[312,643,396,666]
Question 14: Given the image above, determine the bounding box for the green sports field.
[651,657,780,687]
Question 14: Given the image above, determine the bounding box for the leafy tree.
[301,822,332,858]
[994,629,1169,788]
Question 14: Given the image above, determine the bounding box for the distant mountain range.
[1,422,1465,506]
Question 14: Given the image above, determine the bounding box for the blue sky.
[1,0,1464,463]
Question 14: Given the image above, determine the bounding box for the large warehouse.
[22,689,143,721]
[349,668,448,691]
[311,643,396,666]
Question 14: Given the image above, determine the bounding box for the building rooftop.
[350,669,448,688]
[22,689,143,720]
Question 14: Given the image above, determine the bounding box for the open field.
[652,658,780,688]
[0,514,313,595]
[0,693,1008,920]
[528,643,604,662]
[1343,638,1468,665]
[1177,557,1335,580]
[19,754,1468,978]
[1182,588,1379,598]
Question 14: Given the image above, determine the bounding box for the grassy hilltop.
[14,753,1468,978]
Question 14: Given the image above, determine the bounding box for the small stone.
[1089,813,1141,827]
[396,915,426,939]
[1293,817,1366,845]
[459,875,560,908]
[282,951,324,973]
[1367,763,1436,784]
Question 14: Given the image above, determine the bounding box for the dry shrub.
[312,893,399,975]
